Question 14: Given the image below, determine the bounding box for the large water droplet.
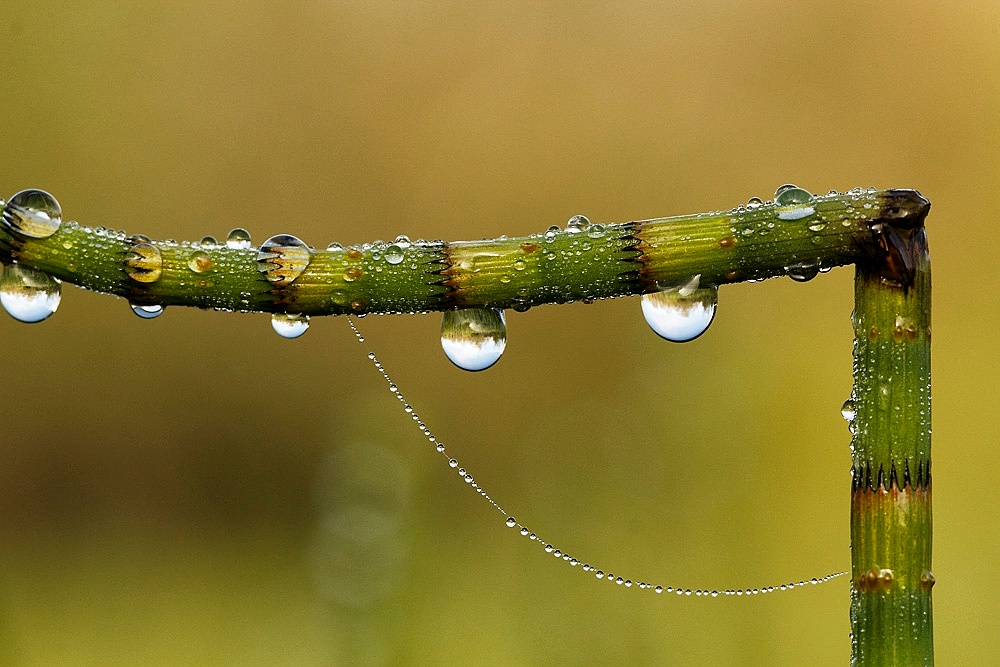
[2,189,62,238]
[641,277,717,342]
[774,185,816,220]
[124,242,163,283]
[383,244,406,265]
[841,399,857,422]
[257,234,312,285]
[566,215,590,232]
[440,308,507,371]
[774,184,811,205]
[0,264,61,322]
[131,303,164,319]
[271,312,310,338]
[226,228,252,249]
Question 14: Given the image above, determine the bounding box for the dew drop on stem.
[225,228,252,249]
[0,264,61,323]
[640,276,717,342]
[774,184,816,220]
[124,242,163,283]
[440,308,507,371]
[2,189,62,238]
[257,234,312,286]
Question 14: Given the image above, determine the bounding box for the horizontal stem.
[0,188,924,315]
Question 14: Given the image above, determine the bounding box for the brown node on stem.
[865,190,931,288]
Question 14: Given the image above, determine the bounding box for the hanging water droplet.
[505,517,517,528]
[384,244,406,265]
[256,234,312,286]
[2,189,62,238]
[0,264,61,323]
[440,308,507,371]
[641,279,717,342]
[566,214,590,232]
[785,259,820,282]
[131,303,164,319]
[226,228,252,249]
[271,313,310,338]
[841,399,857,422]
[124,242,163,283]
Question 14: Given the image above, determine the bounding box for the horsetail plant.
[0,184,932,665]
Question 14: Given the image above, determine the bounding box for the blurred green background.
[0,2,995,665]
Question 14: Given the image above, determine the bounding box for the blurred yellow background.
[0,2,995,665]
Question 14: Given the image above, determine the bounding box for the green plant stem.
[1,189,919,315]
[0,185,934,664]
[849,217,933,665]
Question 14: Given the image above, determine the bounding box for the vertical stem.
[849,192,933,666]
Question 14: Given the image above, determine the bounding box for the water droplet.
[785,259,819,282]
[256,234,312,286]
[343,267,363,282]
[774,185,816,220]
[641,278,717,342]
[187,250,214,273]
[440,308,507,371]
[124,242,163,283]
[225,228,252,249]
[505,517,517,528]
[774,184,813,205]
[199,235,218,247]
[384,244,405,265]
[544,225,560,241]
[566,215,590,232]
[841,399,857,422]
[131,303,164,319]
[745,196,764,209]
[271,313,310,338]
[0,264,61,322]
[587,223,606,239]
[2,189,62,238]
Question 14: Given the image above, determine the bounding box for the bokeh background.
[0,2,995,665]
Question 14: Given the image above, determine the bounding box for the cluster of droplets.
[0,190,64,323]
[347,316,848,598]
[116,225,319,333]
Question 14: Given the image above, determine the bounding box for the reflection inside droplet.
[2,189,62,238]
[0,264,62,323]
[226,228,252,249]
[257,234,312,285]
[272,312,310,338]
[131,303,164,319]
[440,308,507,371]
[641,279,717,342]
